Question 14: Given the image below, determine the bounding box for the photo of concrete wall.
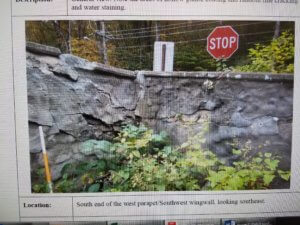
[26,20,294,193]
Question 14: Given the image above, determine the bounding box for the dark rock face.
[27,52,138,180]
[138,77,293,173]
[27,45,293,187]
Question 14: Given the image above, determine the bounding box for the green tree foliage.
[174,45,216,71]
[235,31,294,73]
[112,48,153,71]
[32,124,290,193]
[26,21,62,49]
[206,150,290,190]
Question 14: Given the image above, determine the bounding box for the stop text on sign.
[209,36,237,50]
[207,26,239,60]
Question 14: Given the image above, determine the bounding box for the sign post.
[207,26,239,60]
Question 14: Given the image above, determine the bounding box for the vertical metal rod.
[39,126,53,193]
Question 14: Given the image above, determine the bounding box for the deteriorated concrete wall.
[27,43,293,186]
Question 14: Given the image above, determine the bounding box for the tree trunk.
[76,21,86,39]
[273,21,281,39]
[101,22,108,65]
[155,21,160,41]
[68,21,72,54]
[52,21,70,53]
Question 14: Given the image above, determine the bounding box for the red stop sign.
[168,222,176,225]
[207,26,239,59]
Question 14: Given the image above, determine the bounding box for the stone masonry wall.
[27,43,293,187]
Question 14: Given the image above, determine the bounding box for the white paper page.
[1,0,300,222]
